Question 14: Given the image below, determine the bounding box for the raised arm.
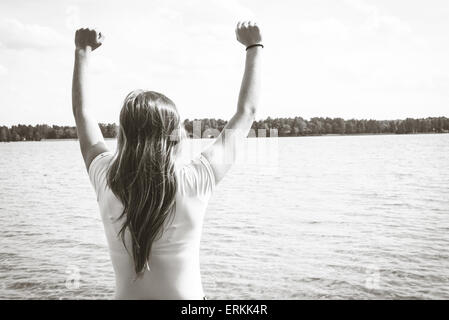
[202,21,263,183]
[72,28,108,172]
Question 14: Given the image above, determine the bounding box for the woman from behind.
[71,21,263,299]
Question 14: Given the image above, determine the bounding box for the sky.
[0,0,448,126]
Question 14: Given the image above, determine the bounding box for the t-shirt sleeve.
[88,152,113,201]
[178,153,216,199]
[197,153,216,194]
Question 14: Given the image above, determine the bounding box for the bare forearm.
[71,28,108,170]
[72,48,92,117]
[200,21,263,183]
[237,47,262,116]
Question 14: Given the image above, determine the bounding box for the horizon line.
[2,115,449,128]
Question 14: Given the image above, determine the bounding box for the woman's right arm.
[202,21,263,184]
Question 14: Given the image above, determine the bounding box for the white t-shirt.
[88,151,216,299]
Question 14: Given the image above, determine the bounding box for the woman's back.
[89,152,215,299]
[71,22,262,299]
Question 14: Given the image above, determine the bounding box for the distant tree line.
[1,117,448,142]
[0,124,117,142]
[244,116,449,137]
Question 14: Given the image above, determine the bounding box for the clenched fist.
[75,28,104,51]
[235,21,262,47]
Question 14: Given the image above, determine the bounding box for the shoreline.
[1,131,448,143]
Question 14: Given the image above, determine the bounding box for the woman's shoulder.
[89,151,114,172]
[176,153,216,198]
[88,151,114,200]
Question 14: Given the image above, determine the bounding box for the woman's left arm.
[72,28,109,172]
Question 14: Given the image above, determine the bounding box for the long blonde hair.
[107,90,183,275]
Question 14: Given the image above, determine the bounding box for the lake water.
[0,134,448,299]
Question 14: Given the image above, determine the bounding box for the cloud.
[212,0,255,20]
[90,55,116,74]
[344,0,412,36]
[0,64,7,76]
[297,18,350,39]
[64,5,81,31]
[0,0,446,125]
[0,18,69,50]
[297,1,411,41]
[364,14,411,36]
[344,0,379,15]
